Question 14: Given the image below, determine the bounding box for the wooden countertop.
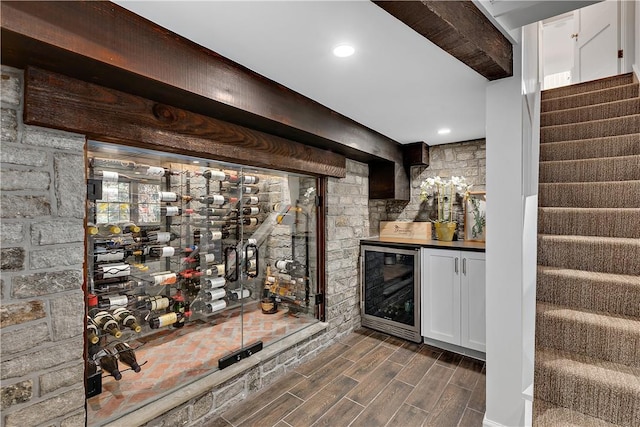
[361,237,485,252]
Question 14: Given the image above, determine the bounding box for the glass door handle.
[246,244,258,278]
[224,246,239,282]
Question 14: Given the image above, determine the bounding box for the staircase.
[534,73,640,426]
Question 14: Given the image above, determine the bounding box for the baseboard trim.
[483,416,508,427]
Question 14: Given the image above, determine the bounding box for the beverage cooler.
[360,244,421,343]
[85,140,320,425]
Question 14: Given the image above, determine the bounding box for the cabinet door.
[461,252,486,352]
[421,248,461,345]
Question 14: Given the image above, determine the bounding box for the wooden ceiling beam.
[373,1,513,81]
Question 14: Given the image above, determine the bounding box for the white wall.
[635,0,640,74]
[484,36,528,427]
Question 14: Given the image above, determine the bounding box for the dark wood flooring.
[210,328,486,427]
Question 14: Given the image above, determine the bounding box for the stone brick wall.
[370,139,486,240]
[0,66,86,427]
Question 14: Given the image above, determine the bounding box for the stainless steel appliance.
[360,244,421,342]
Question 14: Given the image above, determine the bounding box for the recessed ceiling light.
[192,160,200,164]
[438,128,451,135]
[333,44,355,58]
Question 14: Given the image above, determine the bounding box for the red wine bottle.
[160,206,193,217]
[198,170,239,183]
[98,348,122,380]
[192,195,238,205]
[114,342,141,373]
[149,311,187,329]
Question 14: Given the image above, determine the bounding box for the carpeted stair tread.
[541,83,639,113]
[540,134,640,161]
[542,73,634,101]
[537,207,640,238]
[541,114,640,143]
[536,302,640,367]
[537,234,640,276]
[537,266,640,318]
[538,181,640,208]
[534,347,640,427]
[541,97,640,127]
[534,399,620,427]
[539,155,640,183]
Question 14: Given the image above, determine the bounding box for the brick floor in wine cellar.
[87,304,317,426]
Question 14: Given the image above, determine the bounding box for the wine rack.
[84,140,319,408]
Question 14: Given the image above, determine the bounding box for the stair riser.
[537,271,640,318]
[541,84,639,113]
[540,135,640,161]
[537,209,640,238]
[536,312,640,367]
[541,98,640,127]
[537,238,640,275]
[539,156,640,183]
[534,365,640,426]
[542,74,634,100]
[539,182,640,208]
[541,115,640,143]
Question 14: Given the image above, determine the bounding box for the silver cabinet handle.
[463,258,467,275]
[455,257,459,274]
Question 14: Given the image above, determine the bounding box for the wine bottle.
[149,311,187,329]
[160,206,193,217]
[191,219,233,228]
[184,253,216,264]
[205,299,227,314]
[240,217,259,227]
[118,222,140,234]
[87,316,100,345]
[203,288,226,301]
[87,222,99,236]
[140,295,172,311]
[157,191,180,202]
[150,271,177,286]
[97,294,136,310]
[138,231,179,243]
[198,170,239,183]
[87,358,100,377]
[191,207,230,217]
[148,246,176,258]
[114,342,141,373]
[221,185,259,195]
[98,348,122,380]
[228,288,251,301]
[94,247,127,263]
[194,229,230,241]
[92,311,123,338]
[94,263,130,283]
[243,175,259,184]
[98,223,122,235]
[192,195,238,206]
[243,196,259,206]
[171,291,190,328]
[113,307,141,333]
[204,276,226,289]
[275,259,294,272]
[242,207,260,215]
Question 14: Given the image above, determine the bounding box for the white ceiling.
[113,1,596,146]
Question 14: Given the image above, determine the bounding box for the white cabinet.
[421,248,486,352]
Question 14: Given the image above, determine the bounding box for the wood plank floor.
[210,328,486,427]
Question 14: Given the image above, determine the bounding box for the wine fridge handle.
[224,246,239,282]
[246,243,258,278]
[455,257,459,274]
[462,258,466,275]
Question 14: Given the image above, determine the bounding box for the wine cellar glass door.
[84,141,321,425]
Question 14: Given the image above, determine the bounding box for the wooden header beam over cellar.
[373,1,513,81]
[2,1,416,198]
[24,67,347,178]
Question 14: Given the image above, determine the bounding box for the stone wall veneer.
[371,139,486,240]
[0,65,86,427]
